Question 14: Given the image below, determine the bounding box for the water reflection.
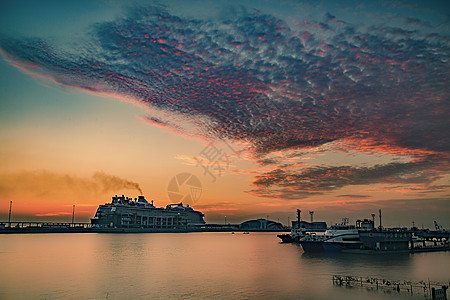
[0,233,447,300]
[301,251,412,270]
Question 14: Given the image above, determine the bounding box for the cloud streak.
[249,155,449,200]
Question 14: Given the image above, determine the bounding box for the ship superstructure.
[91,195,205,230]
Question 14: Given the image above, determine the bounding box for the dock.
[0,221,290,234]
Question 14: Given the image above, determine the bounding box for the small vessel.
[278,227,309,243]
[278,209,327,243]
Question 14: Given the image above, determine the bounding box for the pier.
[332,274,448,299]
[0,221,92,233]
[0,220,289,234]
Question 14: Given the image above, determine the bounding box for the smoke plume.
[92,172,143,195]
[0,170,143,200]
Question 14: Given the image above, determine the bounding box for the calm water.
[0,232,449,300]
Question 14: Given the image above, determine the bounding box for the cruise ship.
[91,195,205,230]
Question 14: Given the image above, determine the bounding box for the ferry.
[299,217,420,254]
[300,222,362,253]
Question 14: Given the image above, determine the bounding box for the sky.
[0,0,449,227]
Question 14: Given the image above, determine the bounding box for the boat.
[91,195,205,231]
[300,222,362,252]
[278,209,327,243]
[278,226,310,243]
[299,216,420,254]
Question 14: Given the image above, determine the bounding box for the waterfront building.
[239,219,285,231]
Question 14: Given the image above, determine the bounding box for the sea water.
[0,232,448,299]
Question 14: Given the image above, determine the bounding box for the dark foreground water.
[0,232,448,300]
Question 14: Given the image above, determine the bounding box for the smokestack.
[309,211,314,223]
[297,209,301,229]
[8,201,12,224]
[72,205,75,225]
[371,213,375,226]
[379,209,382,230]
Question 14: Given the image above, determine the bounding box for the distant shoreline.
[0,225,289,234]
